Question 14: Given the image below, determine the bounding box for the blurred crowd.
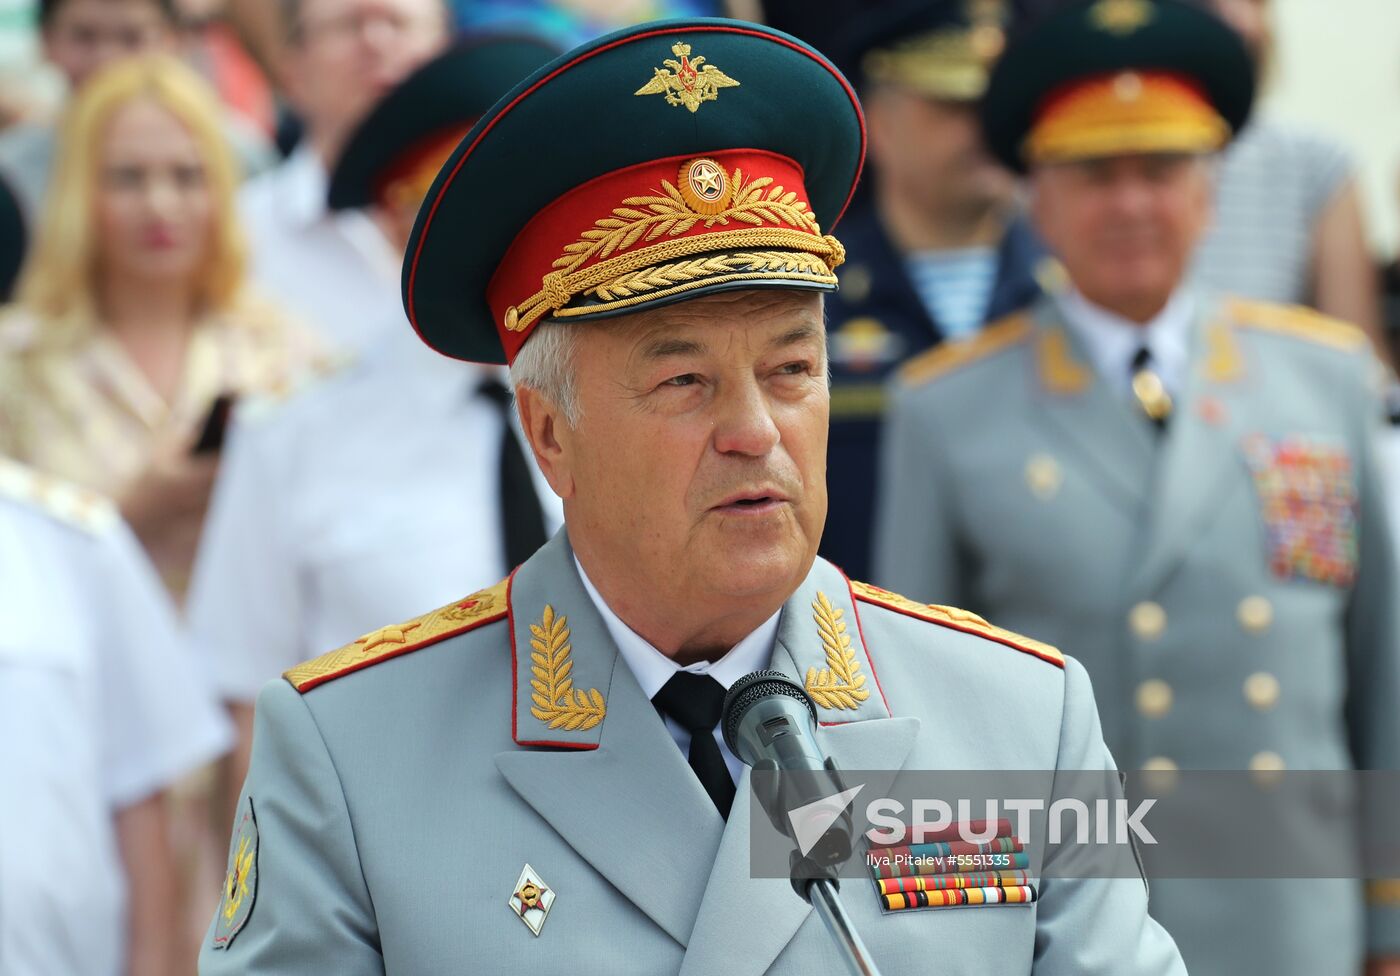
[2,0,1399,974]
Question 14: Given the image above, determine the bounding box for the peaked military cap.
[328,37,558,212]
[982,0,1254,172]
[402,18,866,364]
[851,0,1009,101]
[0,175,24,302]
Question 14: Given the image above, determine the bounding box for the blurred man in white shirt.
[237,0,448,353]
[0,459,230,976]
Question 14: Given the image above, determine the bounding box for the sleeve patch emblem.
[212,796,259,950]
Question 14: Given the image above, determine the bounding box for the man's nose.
[1108,177,1156,218]
[712,376,781,458]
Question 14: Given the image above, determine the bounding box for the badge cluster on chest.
[1241,434,1358,587]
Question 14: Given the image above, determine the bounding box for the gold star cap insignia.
[676,157,732,214]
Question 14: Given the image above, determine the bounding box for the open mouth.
[712,491,789,515]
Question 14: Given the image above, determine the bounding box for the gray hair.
[509,321,582,426]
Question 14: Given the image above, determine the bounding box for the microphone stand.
[723,672,886,976]
[804,877,884,976]
[767,763,886,976]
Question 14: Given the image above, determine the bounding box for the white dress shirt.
[574,556,779,785]
[187,332,562,701]
[1057,286,1196,398]
[0,469,231,976]
[238,145,403,355]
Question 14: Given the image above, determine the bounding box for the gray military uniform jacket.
[876,292,1400,974]
[200,531,1184,974]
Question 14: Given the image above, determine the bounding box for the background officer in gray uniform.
[876,1,1400,974]
[817,0,1047,581]
[201,18,1186,975]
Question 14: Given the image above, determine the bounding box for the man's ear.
[514,384,575,500]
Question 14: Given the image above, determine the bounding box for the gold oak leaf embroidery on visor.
[529,605,606,731]
[593,251,835,301]
[806,591,871,711]
[502,166,844,334]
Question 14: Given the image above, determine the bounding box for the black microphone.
[721,670,856,894]
[723,670,886,976]
[722,668,823,770]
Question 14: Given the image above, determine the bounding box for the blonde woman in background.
[0,54,327,969]
[0,53,327,600]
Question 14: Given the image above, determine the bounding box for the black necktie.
[1130,346,1171,430]
[652,671,736,819]
[477,377,549,569]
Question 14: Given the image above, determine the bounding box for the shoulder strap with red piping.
[851,580,1064,669]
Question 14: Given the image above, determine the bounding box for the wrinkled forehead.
[1032,151,1216,185]
[589,289,827,361]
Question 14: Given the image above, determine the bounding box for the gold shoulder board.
[1367,880,1400,906]
[284,578,510,693]
[851,579,1065,669]
[1228,299,1368,351]
[0,458,116,534]
[897,312,1034,387]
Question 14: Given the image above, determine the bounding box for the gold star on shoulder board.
[356,622,422,653]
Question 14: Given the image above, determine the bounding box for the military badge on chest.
[509,863,557,936]
[1241,434,1358,586]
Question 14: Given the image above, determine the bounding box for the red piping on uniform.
[840,568,894,714]
[294,604,508,693]
[853,592,1066,670]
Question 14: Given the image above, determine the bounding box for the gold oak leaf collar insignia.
[634,40,740,113]
[806,591,871,711]
[529,605,607,731]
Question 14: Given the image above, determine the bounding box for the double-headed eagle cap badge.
[634,40,740,112]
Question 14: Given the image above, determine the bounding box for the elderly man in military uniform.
[820,0,1047,580]
[200,19,1187,975]
[876,2,1400,974]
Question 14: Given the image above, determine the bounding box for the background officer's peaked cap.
[328,37,560,213]
[982,0,1254,173]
